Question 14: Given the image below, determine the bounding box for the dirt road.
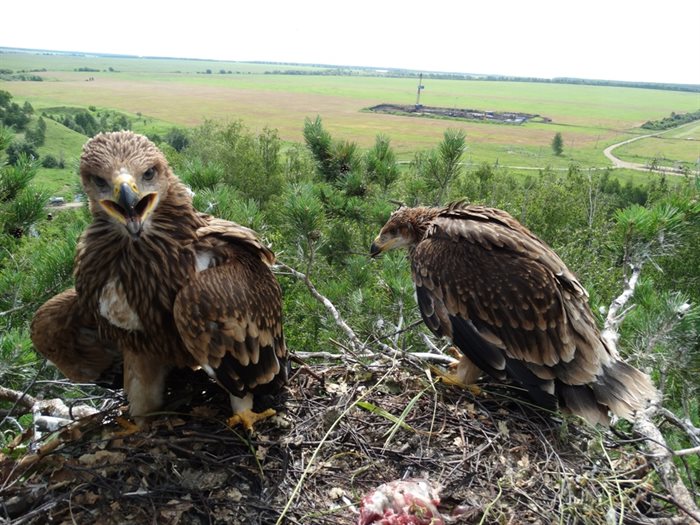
[603,121,698,175]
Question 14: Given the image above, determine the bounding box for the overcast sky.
[2,0,699,85]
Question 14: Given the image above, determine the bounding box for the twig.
[407,352,458,365]
[277,261,369,354]
[672,445,700,457]
[0,304,28,317]
[659,407,700,448]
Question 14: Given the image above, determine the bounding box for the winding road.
[603,121,698,175]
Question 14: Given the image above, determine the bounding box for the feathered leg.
[123,350,170,429]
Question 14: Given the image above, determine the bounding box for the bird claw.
[113,416,144,437]
[432,366,482,396]
[227,408,277,432]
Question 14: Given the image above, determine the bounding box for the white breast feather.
[99,279,143,331]
[195,250,215,272]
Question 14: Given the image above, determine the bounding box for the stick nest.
[0,359,683,524]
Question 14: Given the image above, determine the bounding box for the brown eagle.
[31,131,287,430]
[370,203,657,425]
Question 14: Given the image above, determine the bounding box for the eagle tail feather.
[591,361,658,421]
[559,384,611,426]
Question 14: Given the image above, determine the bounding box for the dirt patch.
[369,104,550,125]
[0,359,679,524]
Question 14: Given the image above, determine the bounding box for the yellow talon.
[430,364,483,396]
[113,416,144,436]
[227,408,277,431]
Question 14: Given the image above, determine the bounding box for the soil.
[368,104,550,125]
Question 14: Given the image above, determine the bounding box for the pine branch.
[276,261,369,354]
[602,262,700,522]
[276,261,456,369]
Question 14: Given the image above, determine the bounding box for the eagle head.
[80,131,172,238]
[370,206,438,257]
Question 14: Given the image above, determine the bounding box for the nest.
[0,358,681,524]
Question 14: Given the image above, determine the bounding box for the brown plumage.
[371,202,657,425]
[31,131,287,428]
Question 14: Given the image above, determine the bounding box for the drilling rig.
[415,73,424,109]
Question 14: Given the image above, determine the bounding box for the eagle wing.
[173,219,287,398]
[31,288,122,386]
[412,206,609,406]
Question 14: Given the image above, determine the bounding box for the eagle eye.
[143,167,157,181]
[93,176,109,190]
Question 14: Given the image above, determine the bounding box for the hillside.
[1,64,699,524]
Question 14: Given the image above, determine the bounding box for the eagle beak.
[99,179,158,238]
[370,238,384,258]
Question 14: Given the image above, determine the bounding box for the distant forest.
[4,46,695,92]
[260,63,700,92]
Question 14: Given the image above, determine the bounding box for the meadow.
[2,49,698,175]
[613,121,700,169]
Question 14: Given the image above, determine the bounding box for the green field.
[2,49,699,174]
[613,122,700,169]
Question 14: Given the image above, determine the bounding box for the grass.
[2,50,698,175]
[613,121,700,169]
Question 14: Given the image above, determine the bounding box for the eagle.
[370,203,657,425]
[31,131,287,430]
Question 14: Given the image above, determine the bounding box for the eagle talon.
[433,368,482,396]
[114,416,144,437]
[227,408,277,431]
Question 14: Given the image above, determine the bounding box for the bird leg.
[119,351,170,434]
[227,393,276,432]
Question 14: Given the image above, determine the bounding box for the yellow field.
[2,51,698,168]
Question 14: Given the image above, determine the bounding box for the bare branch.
[660,407,700,448]
[635,408,700,522]
[0,385,98,421]
[277,261,455,373]
[603,262,699,521]
[672,445,700,457]
[602,263,641,348]
[276,261,369,354]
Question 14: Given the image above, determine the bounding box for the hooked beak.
[370,238,384,258]
[99,180,158,238]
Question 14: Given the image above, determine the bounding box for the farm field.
[2,49,699,172]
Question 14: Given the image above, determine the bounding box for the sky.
[2,0,699,85]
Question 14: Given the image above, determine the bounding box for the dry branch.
[601,263,700,522]
[634,408,700,523]
[602,263,641,347]
[277,261,454,369]
[0,385,97,421]
[277,262,369,354]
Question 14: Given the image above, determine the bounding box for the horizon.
[3,45,698,88]
[1,0,699,86]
